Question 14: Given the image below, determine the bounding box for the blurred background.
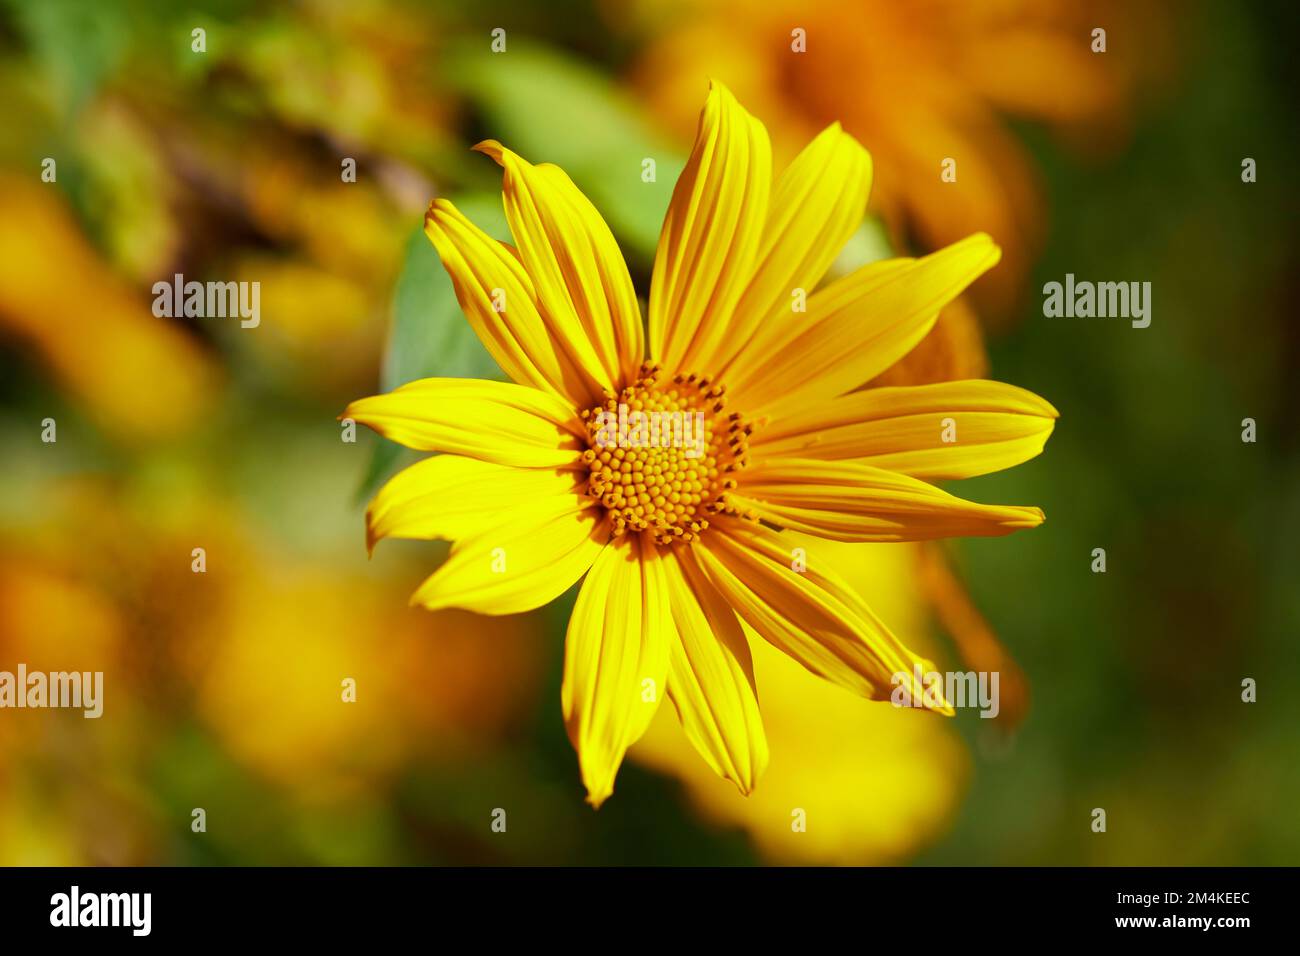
[0,0,1296,865]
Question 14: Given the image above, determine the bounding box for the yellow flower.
[345,83,1056,807]
[632,538,969,864]
[627,0,1158,319]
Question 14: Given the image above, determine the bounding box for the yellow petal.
[424,198,607,405]
[753,380,1058,479]
[713,122,872,379]
[728,234,1001,413]
[366,455,583,554]
[562,536,672,807]
[868,297,990,387]
[660,546,768,794]
[411,501,605,615]
[341,377,583,468]
[649,80,771,373]
[732,458,1045,542]
[631,538,969,865]
[694,523,950,710]
[474,141,644,388]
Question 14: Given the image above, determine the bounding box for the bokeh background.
[1,0,1296,865]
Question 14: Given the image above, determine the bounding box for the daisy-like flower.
[628,0,1163,319]
[344,82,1057,807]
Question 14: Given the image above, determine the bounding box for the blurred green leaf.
[445,40,685,260]
[381,213,503,393]
[355,196,508,502]
[4,0,130,115]
[353,435,407,507]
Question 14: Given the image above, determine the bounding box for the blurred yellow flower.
[0,476,544,861]
[627,0,1160,320]
[0,549,154,866]
[346,82,1055,806]
[190,567,544,795]
[0,560,121,752]
[0,175,219,442]
[0,0,457,401]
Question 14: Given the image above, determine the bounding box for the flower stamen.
[580,362,752,545]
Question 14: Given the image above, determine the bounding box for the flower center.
[579,362,752,545]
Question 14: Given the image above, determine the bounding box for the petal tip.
[471,139,507,164]
[705,77,740,109]
[1014,506,1047,529]
[729,769,761,797]
[409,582,444,611]
[968,231,1001,260]
[423,197,455,231]
[948,230,1000,261]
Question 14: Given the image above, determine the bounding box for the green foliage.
[356,195,509,502]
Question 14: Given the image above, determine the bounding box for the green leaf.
[445,40,685,261]
[4,0,130,115]
[352,437,407,508]
[381,217,503,392]
[354,196,509,503]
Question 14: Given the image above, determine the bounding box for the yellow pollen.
[580,362,752,545]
